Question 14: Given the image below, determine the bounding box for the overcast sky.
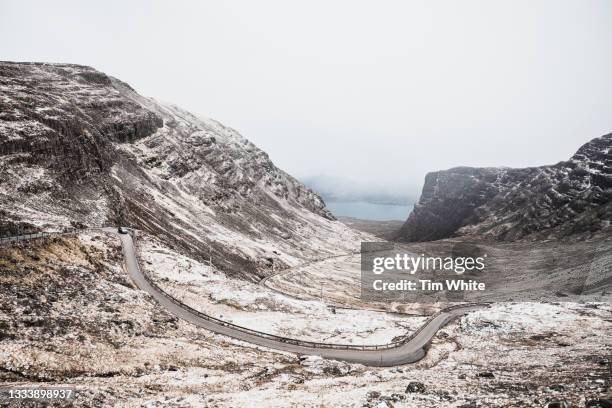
[2,0,612,198]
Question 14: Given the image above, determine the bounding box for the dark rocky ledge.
[396,134,612,242]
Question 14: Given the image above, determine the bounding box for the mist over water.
[305,175,416,220]
[326,201,414,221]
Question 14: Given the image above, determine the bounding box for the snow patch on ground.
[139,234,420,345]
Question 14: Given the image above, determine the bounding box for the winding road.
[108,228,485,366]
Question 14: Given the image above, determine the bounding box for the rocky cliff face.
[0,62,367,279]
[396,134,612,242]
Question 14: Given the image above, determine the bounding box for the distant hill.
[337,216,403,240]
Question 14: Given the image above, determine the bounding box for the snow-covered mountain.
[0,62,367,279]
[397,134,612,242]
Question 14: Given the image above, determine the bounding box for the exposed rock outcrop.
[0,62,365,279]
[396,134,612,242]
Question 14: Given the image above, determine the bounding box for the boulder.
[405,382,426,393]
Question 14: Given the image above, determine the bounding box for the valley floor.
[0,231,610,407]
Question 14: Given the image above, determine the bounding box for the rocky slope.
[0,62,368,279]
[396,134,612,242]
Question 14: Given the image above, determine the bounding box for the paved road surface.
[111,228,484,366]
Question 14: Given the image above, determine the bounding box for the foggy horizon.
[2,0,611,201]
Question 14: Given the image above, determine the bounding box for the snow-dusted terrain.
[1,231,609,407]
[1,62,610,407]
[139,232,419,345]
[0,62,371,280]
[397,134,612,242]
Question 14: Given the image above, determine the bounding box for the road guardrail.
[0,229,79,247]
[2,226,485,352]
[129,230,485,351]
